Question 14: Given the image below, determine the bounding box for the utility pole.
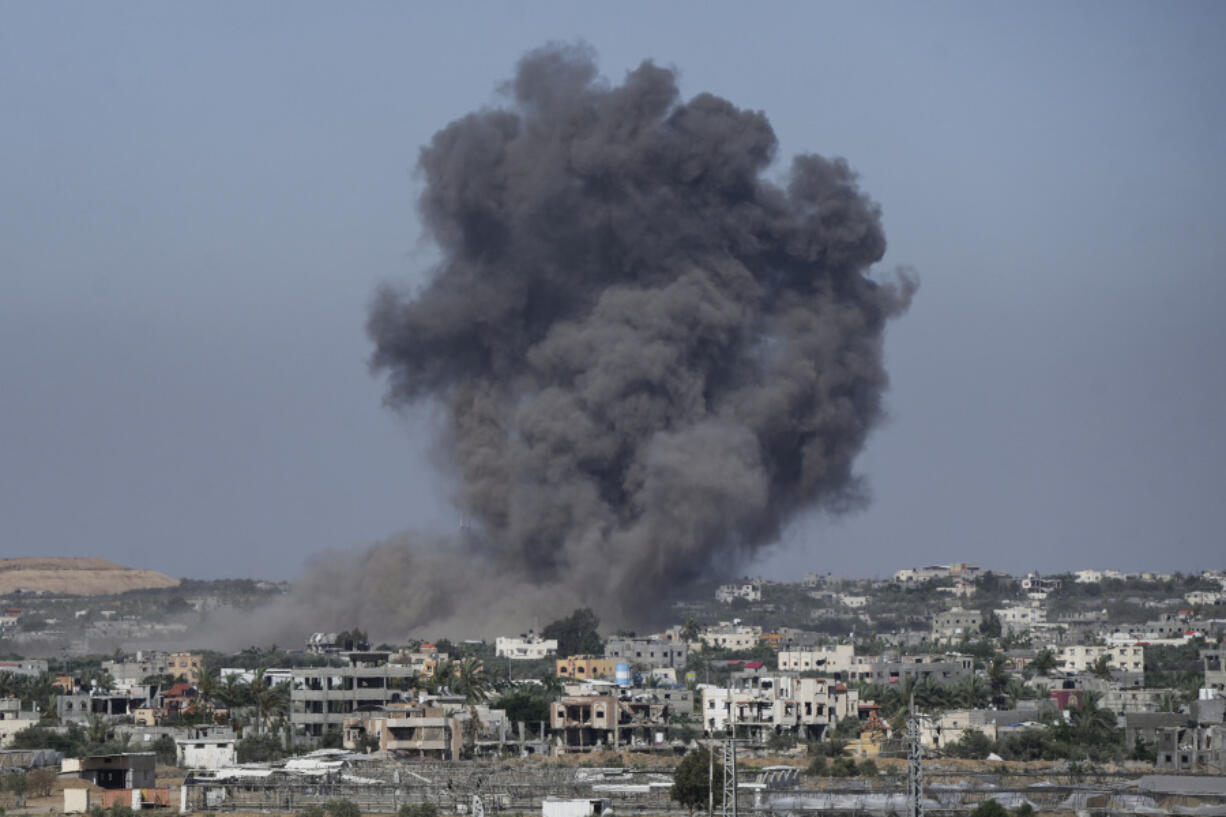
[721,737,738,817]
[707,740,713,817]
[907,694,923,817]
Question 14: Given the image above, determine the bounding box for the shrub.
[969,800,1008,817]
[324,799,361,817]
[828,757,859,777]
[29,768,57,797]
[153,734,179,766]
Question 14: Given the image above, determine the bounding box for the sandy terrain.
[0,557,179,595]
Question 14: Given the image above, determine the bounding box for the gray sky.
[2,1,1223,582]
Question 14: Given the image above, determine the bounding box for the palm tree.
[1069,691,1117,744]
[986,657,1010,697]
[217,674,249,710]
[453,657,491,703]
[249,669,272,734]
[955,676,990,709]
[1089,655,1112,679]
[1003,678,1031,709]
[1156,690,1181,713]
[429,659,456,695]
[196,668,220,717]
[1032,649,1057,676]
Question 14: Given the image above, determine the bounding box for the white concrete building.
[494,634,558,660]
[176,726,237,770]
[777,644,855,675]
[1055,644,1145,674]
[716,582,762,603]
[995,603,1047,635]
[699,622,762,651]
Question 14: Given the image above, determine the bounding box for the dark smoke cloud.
[281,44,914,640]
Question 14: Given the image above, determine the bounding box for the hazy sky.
[2,2,1223,582]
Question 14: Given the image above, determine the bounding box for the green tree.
[986,656,1010,696]
[493,687,552,725]
[970,800,1009,817]
[324,800,361,817]
[807,753,827,776]
[1089,655,1112,679]
[152,734,178,765]
[236,733,285,763]
[542,608,602,658]
[452,657,492,703]
[1031,649,1057,676]
[3,773,27,808]
[950,729,994,760]
[670,748,722,816]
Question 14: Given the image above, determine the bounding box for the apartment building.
[995,603,1047,635]
[716,582,761,603]
[289,652,417,743]
[699,622,762,651]
[860,655,975,686]
[168,652,204,686]
[931,608,983,644]
[604,637,688,670]
[700,671,857,741]
[777,644,854,676]
[555,656,617,681]
[1056,644,1145,674]
[102,652,169,692]
[495,633,558,661]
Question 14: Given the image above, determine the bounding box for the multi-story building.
[715,582,761,603]
[931,608,983,644]
[604,637,688,670]
[995,602,1047,635]
[0,697,40,743]
[175,725,237,770]
[167,652,204,686]
[550,695,621,750]
[700,672,857,741]
[1055,644,1145,674]
[863,655,974,686]
[102,652,169,692]
[1202,649,1226,693]
[495,633,558,661]
[894,564,980,584]
[777,644,855,676]
[289,652,417,744]
[555,656,617,681]
[699,622,762,651]
[0,659,49,677]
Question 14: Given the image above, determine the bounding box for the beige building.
[343,707,463,759]
[777,644,855,675]
[1056,644,1145,674]
[168,652,204,685]
[555,656,617,680]
[931,608,983,644]
[699,622,762,651]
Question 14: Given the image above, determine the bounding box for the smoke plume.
[292,45,913,638]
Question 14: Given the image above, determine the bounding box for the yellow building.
[169,651,204,685]
[555,655,617,680]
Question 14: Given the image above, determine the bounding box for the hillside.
[0,557,180,595]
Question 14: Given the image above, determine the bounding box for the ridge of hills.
[0,557,180,596]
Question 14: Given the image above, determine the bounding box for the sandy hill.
[0,557,180,595]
